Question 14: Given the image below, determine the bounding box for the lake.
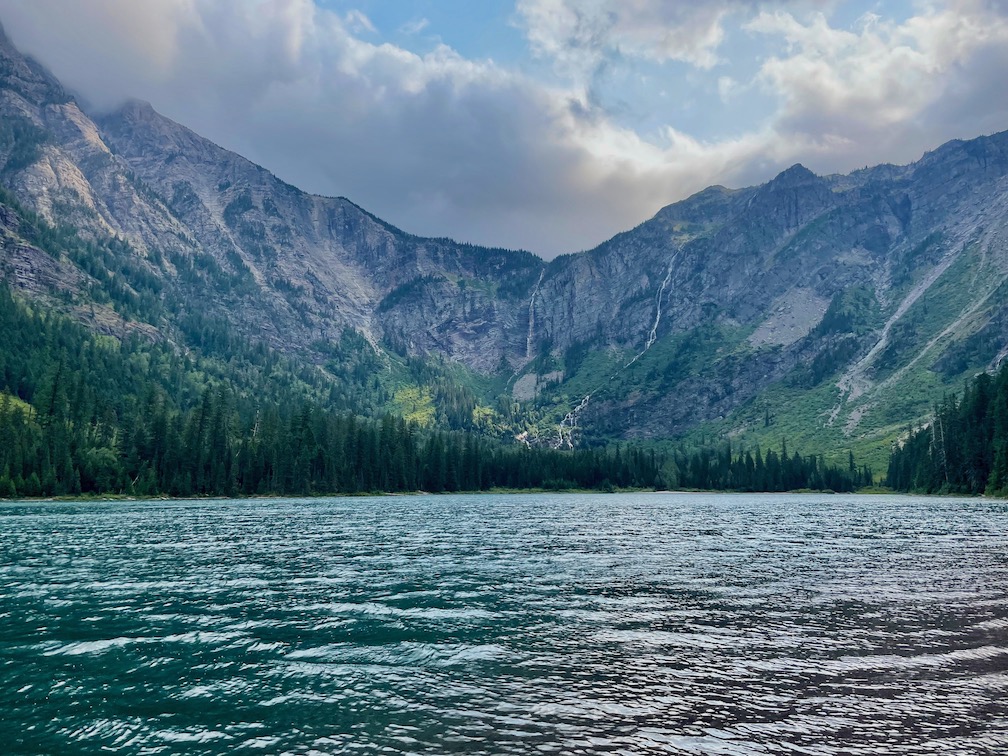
[1,492,1007,754]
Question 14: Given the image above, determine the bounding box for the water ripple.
[1,492,1007,754]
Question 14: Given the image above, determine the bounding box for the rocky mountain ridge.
[0,25,543,371]
[2,24,1008,463]
[532,130,1008,445]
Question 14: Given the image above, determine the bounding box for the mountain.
[529,136,1008,462]
[0,24,542,371]
[2,25,1008,468]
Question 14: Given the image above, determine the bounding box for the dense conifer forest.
[0,284,865,498]
[658,442,871,493]
[887,363,1008,496]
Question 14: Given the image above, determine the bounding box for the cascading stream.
[526,270,545,361]
[552,250,681,448]
[556,393,592,449]
[625,250,679,369]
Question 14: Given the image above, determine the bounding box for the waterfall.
[625,251,679,369]
[553,249,681,448]
[556,393,592,449]
[526,270,545,361]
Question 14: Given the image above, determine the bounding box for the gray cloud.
[0,1,1006,258]
[515,0,746,75]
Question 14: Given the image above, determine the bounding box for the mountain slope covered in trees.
[0,284,869,498]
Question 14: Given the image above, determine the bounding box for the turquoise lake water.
[1,492,1007,754]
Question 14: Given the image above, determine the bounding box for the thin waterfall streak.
[625,251,679,369]
[647,262,676,349]
[526,270,544,361]
[556,250,680,448]
[556,393,592,449]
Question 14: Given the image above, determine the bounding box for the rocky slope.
[0,24,542,371]
[2,24,1008,461]
[526,134,1008,453]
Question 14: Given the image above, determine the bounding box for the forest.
[0,284,865,498]
[886,362,1008,496]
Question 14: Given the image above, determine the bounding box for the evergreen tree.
[888,364,1008,495]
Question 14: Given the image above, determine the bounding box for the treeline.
[0,285,870,499]
[887,364,1008,495]
[0,379,867,497]
[658,441,871,493]
[0,387,661,497]
[0,284,658,497]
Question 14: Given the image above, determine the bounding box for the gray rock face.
[2,24,1008,444]
[0,27,543,370]
[0,202,83,297]
[93,100,548,370]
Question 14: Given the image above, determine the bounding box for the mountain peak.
[113,99,161,123]
[770,163,819,186]
[98,94,279,186]
[0,22,71,105]
[100,98,199,151]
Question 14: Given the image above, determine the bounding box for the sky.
[1,1,1007,259]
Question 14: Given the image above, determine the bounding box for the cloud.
[0,0,601,254]
[343,9,376,35]
[745,1,1008,167]
[399,17,430,36]
[0,1,1006,258]
[717,75,740,103]
[515,0,738,80]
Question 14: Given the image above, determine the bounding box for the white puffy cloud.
[746,1,1008,167]
[0,1,1006,258]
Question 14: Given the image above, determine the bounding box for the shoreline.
[5,486,1006,505]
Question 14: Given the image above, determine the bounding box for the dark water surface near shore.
[2,493,1007,754]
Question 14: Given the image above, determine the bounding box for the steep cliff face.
[2,24,1008,458]
[96,100,543,369]
[0,27,542,371]
[0,31,199,251]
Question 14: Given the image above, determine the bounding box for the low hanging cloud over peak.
[0,0,1006,258]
